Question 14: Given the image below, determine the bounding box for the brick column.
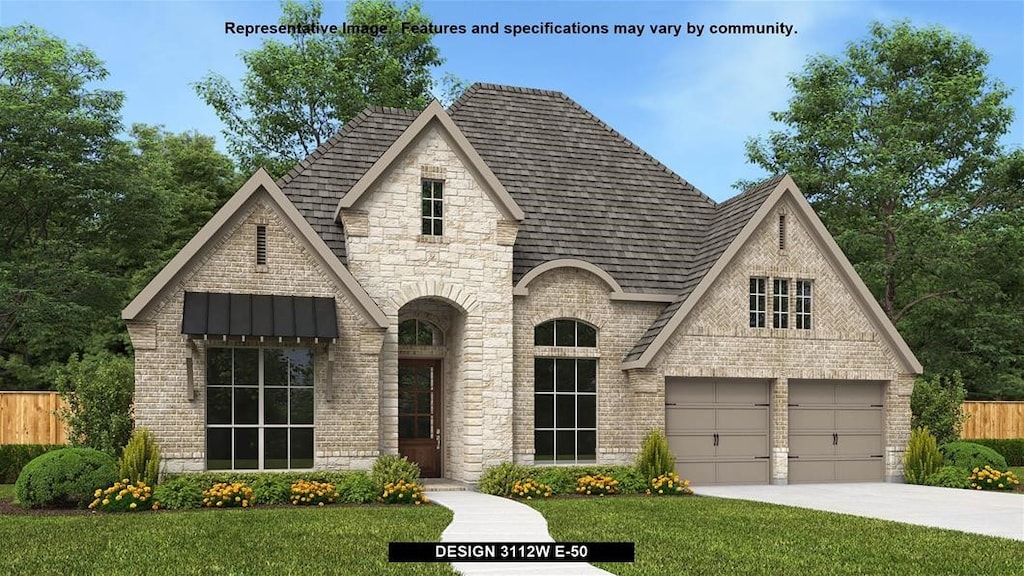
[772,376,789,484]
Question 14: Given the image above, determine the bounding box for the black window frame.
[533,319,598,463]
[421,179,443,236]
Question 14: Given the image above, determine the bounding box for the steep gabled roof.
[123,169,388,329]
[278,107,419,264]
[449,83,716,294]
[622,175,922,374]
[623,175,784,363]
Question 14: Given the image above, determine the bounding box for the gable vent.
[256,225,267,265]
[778,214,787,250]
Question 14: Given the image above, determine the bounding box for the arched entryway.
[396,298,463,478]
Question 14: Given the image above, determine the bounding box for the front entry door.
[398,359,442,477]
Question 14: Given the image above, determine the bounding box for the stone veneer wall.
[512,267,665,465]
[127,195,383,474]
[341,125,516,482]
[646,198,916,482]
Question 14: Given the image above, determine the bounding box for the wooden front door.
[398,359,443,477]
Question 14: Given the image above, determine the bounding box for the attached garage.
[788,380,885,483]
[665,378,770,485]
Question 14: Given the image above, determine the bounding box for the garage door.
[665,378,770,485]
[789,380,884,483]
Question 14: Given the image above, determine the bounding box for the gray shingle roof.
[278,107,419,264]
[275,83,779,364]
[623,175,783,362]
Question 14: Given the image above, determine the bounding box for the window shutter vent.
[256,225,267,265]
[778,215,787,250]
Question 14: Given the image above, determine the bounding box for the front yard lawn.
[529,495,1024,576]
[0,504,456,576]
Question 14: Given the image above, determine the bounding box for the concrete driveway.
[696,483,1024,541]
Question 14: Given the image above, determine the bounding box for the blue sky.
[2,0,1022,202]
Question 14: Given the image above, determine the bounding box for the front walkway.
[696,483,1024,541]
[426,491,614,575]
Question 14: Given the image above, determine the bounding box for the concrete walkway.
[697,483,1024,541]
[427,491,613,576]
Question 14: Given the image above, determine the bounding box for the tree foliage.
[55,352,135,456]
[745,20,1022,398]
[910,372,968,445]
[194,0,445,176]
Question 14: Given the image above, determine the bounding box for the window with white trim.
[773,278,789,329]
[206,347,314,470]
[534,319,597,462]
[749,277,767,328]
[421,179,443,236]
[796,280,813,330]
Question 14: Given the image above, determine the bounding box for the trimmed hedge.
[0,444,63,484]
[15,447,118,508]
[479,464,647,496]
[964,438,1024,466]
[152,471,378,509]
[939,441,1008,472]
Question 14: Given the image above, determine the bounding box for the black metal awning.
[181,292,338,339]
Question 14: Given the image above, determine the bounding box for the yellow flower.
[103,498,110,505]
[129,503,137,509]
[95,489,102,497]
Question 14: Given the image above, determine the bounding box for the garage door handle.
[665,402,677,406]
[754,403,769,407]
[713,433,719,446]
[833,433,838,445]
[754,456,770,459]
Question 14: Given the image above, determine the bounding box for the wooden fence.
[0,392,69,445]
[963,401,1024,439]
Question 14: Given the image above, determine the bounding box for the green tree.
[744,21,1020,397]
[195,0,444,176]
[0,24,127,388]
[55,352,134,455]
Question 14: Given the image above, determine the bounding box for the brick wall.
[128,196,381,474]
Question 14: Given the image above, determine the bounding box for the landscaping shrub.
[371,454,420,491]
[965,438,1024,466]
[511,478,552,499]
[478,462,529,496]
[248,474,293,505]
[89,479,155,511]
[152,477,205,510]
[939,441,1008,472]
[647,472,693,496]
[55,352,134,456]
[15,447,118,508]
[924,465,971,489]
[910,372,967,445]
[968,466,1020,491]
[0,444,62,484]
[290,480,339,506]
[904,426,943,484]
[636,428,675,480]
[380,479,427,504]
[119,428,161,486]
[203,482,253,508]
[335,472,377,504]
[576,474,619,496]
[532,465,644,495]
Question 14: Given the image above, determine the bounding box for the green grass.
[1011,466,1023,477]
[0,484,13,500]
[0,505,456,576]
[529,495,1024,576]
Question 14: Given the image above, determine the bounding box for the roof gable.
[623,175,922,374]
[334,100,524,222]
[122,168,388,328]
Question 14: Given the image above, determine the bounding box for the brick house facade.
[123,84,921,484]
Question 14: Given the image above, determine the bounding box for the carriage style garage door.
[665,378,770,485]
[788,380,885,483]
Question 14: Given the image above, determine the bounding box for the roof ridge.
[716,174,786,209]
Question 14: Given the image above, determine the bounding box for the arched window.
[533,319,597,462]
[398,319,443,346]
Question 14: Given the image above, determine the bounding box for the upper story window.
[796,280,813,330]
[749,277,767,328]
[398,319,443,346]
[421,180,443,236]
[534,318,597,347]
[773,278,789,329]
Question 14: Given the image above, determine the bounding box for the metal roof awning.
[181,292,338,339]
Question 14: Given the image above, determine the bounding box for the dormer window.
[421,180,443,236]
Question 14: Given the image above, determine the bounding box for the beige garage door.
[665,378,770,485]
[789,380,884,483]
